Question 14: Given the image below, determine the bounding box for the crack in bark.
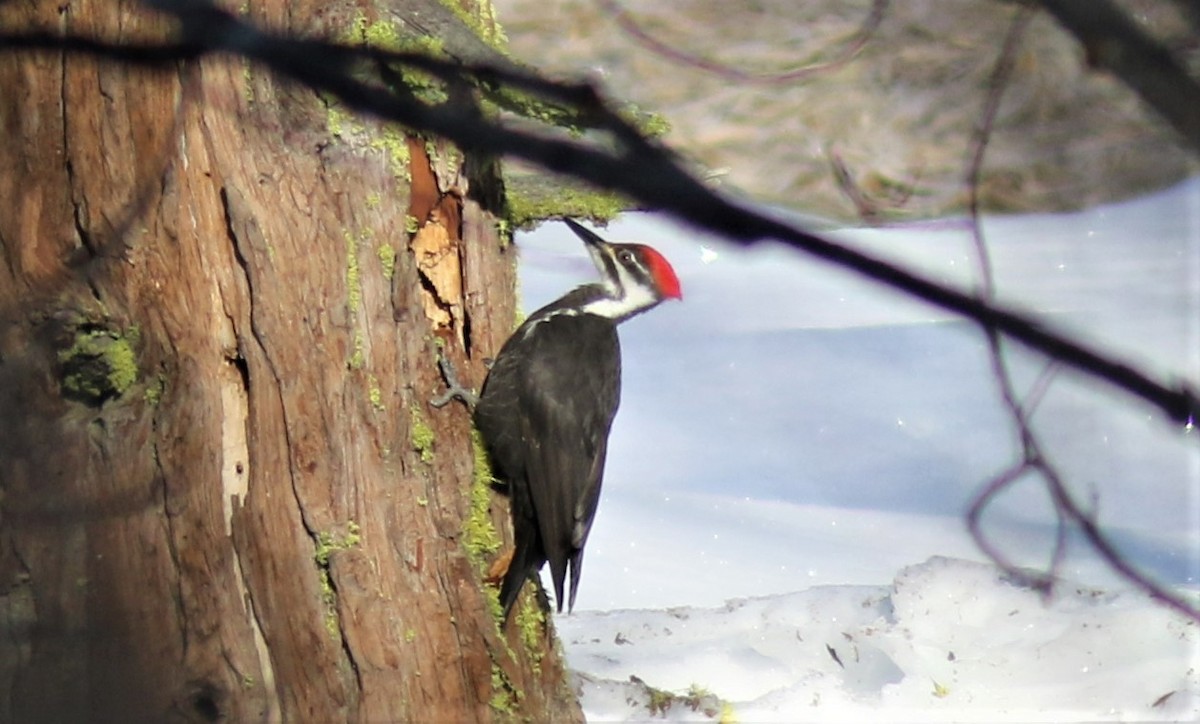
[219,185,363,706]
[142,349,190,658]
[66,169,96,259]
[229,545,279,720]
[218,184,290,696]
[460,299,473,362]
[0,227,17,285]
[153,431,191,659]
[59,51,96,263]
[331,580,363,698]
[213,299,281,716]
[219,187,305,528]
[415,266,455,329]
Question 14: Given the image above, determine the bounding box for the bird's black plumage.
[473,220,681,621]
[475,294,620,619]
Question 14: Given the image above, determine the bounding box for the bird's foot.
[484,547,514,586]
[430,351,479,410]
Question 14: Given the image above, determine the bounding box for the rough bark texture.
[0,0,581,721]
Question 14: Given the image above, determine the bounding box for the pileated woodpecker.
[474,219,682,620]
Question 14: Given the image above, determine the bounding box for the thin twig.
[1,3,1196,428]
[962,5,1200,621]
[593,0,889,85]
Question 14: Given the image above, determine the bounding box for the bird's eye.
[617,249,634,264]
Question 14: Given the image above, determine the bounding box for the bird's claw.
[431,351,479,410]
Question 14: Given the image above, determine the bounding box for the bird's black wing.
[473,339,526,486]
[518,313,621,612]
[475,328,543,619]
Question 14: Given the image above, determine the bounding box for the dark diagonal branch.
[0,0,1196,450]
[1037,0,1200,153]
[1172,0,1200,34]
[2,0,1196,431]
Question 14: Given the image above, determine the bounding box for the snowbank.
[557,557,1200,722]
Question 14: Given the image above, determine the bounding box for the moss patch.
[468,417,534,714]
[646,682,675,718]
[464,428,502,570]
[626,677,732,720]
[323,25,414,183]
[683,684,726,719]
[345,229,366,310]
[348,13,447,56]
[514,598,546,673]
[367,374,385,411]
[409,404,436,463]
[144,374,165,406]
[345,229,366,370]
[369,125,414,183]
[377,243,396,281]
[241,59,255,104]
[326,102,352,139]
[348,329,366,372]
[315,523,362,567]
[58,326,140,405]
[489,660,521,717]
[621,103,672,139]
[346,15,451,107]
[441,0,507,50]
[314,523,362,640]
[505,173,629,230]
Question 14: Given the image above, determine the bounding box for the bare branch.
[966,6,1035,295]
[1,1,1196,430]
[1047,457,1200,620]
[963,6,1200,621]
[828,145,922,223]
[1036,0,1200,153]
[966,461,1051,589]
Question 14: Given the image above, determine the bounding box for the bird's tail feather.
[567,550,585,612]
[500,543,545,623]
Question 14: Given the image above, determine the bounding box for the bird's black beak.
[564,218,617,278]
[563,218,609,250]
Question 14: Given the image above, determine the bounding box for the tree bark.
[0,0,581,721]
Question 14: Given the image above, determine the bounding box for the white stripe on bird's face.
[585,240,622,298]
[581,244,661,320]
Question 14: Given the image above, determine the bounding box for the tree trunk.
[0,0,581,720]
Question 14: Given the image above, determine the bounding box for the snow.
[511,179,1200,721]
[559,557,1200,722]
